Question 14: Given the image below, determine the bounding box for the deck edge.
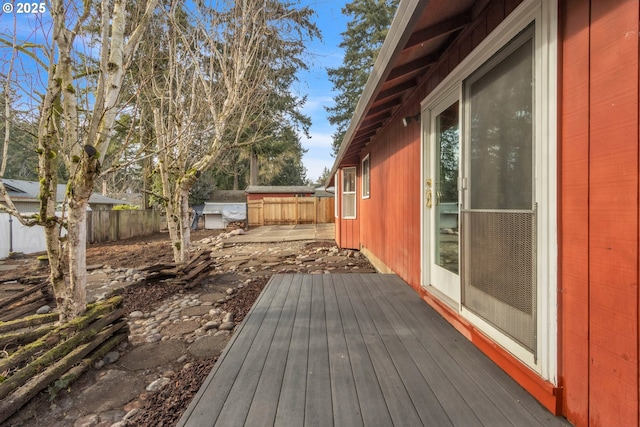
[417,286,563,416]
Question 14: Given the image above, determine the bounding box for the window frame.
[341,167,357,219]
[334,172,339,218]
[362,154,370,199]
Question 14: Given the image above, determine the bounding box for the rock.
[146,377,171,392]
[36,305,51,314]
[146,334,162,343]
[225,288,235,295]
[129,311,144,318]
[123,400,143,413]
[103,351,120,365]
[74,414,99,427]
[222,312,234,323]
[203,320,220,331]
[219,321,235,331]
[123,408,140,422]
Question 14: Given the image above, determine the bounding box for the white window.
[362,155,370,199]
[342,167,356,219]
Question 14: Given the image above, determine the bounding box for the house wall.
[560,1,639,426]
[358,118,422,285]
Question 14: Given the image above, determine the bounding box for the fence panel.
[87,210,161,244]
[0,213,47,258]
[247,197,334,227]
[247,200,264,227]
[1,210,161,258]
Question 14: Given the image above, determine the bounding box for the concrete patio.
[227,223,335,243]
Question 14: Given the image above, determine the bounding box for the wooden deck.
[178,274,570,426]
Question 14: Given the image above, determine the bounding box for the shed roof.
[328,0,477,184]
[245,185,315,194]
[1,178,130,206]
[208,190,247,203]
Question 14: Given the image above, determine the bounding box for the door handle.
[426,179,432,208]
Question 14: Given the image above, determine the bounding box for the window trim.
[334,172,339,218]
[362,154,370,199]
[342,167,357,219]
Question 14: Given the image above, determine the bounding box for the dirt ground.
[1,228,376,427]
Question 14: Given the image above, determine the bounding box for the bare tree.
[0,0,159,322]
[147,0,317,263]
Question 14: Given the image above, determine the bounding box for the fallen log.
[0,284,48,309]
[45,329,128,400]
[0,299,51,323]
[0,298,123,388]
[141,263,178,273]
[0,312,59,334]
[178,259,215,284]
[183,251,211,271]
[0,323,57,350]
[0,321,128,424]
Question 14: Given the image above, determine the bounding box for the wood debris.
[141,250,216,288]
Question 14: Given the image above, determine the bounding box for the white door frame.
[419,0,557,382]
[421,87,462,309]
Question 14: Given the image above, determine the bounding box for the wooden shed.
[244,185,316,201]
[328,1,639,426]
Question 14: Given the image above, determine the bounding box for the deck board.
[332,275,392,426]
[244,274,300,426]
[323,275,362,426]
[178,274,570,427]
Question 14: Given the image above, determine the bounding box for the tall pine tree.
[326,0,399,156]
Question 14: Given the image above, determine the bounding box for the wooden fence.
[1,210,161,257]
[247,197,334,226]
[86,209,161,244]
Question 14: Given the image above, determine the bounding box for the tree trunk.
[166,199,182,264]
[250,151,259,185]
[63,200,88,322]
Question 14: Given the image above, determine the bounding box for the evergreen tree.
[326,0,399,156]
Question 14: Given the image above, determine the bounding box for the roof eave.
[326,0,430,188]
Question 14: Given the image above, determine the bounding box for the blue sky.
[296,0,350,183]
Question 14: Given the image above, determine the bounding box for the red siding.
[560,0,590,424]
[561,1,640,426]
[358,117,421,285]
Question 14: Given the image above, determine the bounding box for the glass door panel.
[425,89,461,305]
[435,102,459,274]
